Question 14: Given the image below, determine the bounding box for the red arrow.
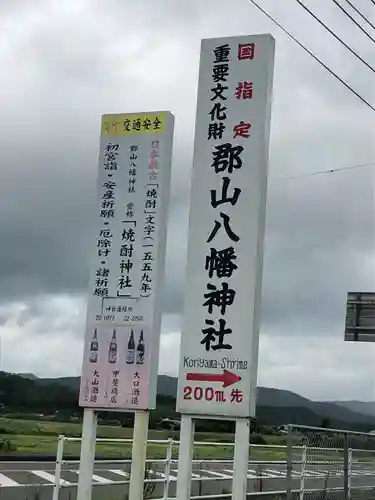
[186,370,241,388]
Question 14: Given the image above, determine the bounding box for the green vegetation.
[0,417,236,441]
[1,371,373,433]
[0,417,358,462]
[1,370,372,461]
[0,417,289,460]
[0,437,17,452]
[0,371,293,459]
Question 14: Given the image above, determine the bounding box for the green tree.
[321,417,331,429]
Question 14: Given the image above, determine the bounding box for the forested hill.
[0,371,373,432]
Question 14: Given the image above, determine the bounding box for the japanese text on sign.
[102,113,166,136]
[177,35,275,418]
[79,111,174,412]
[203,42,254,354]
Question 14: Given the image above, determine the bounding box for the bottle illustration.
[126,329,135,364]
[108,329,117,364]
[136,330,145,365]
[89,329,99,363]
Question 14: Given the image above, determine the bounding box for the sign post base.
[176,415,195,500]
[129,410,150,500]
[232,418,250,500]
[77,409,98,500]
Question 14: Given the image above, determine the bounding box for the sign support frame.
[232,418,250,500]
[129,410,150,500]
[176,415,250,500]
[176,414,195,500]
[77,409,98,500]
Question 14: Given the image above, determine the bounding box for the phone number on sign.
[95,315,144,322]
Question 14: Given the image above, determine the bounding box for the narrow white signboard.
[79,111,174,411]
[176,35,275,418]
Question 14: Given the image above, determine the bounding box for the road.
[0,459,374,489]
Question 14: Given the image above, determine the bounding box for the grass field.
[0,417,291,460]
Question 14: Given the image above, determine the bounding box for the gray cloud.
[0,0,374,398]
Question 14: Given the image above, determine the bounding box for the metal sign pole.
[77,409,98,500]
[176,415,195,500]
[52,435,65,500]
[232,418,250,500]
[129,410,150,500]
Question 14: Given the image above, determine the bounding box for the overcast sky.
[0,0,374,401]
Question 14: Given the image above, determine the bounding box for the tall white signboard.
[79,111,174,411]
[176,33,275,500]
[76,112,174,500]
[176,35,275,419]
[80,112,174,410]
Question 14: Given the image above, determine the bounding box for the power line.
[332,0,375,43]
[294,0,375,74]
[246,0,375,113]
[274,161,375,181]
[342,0,375,31]
[369,0,375,6]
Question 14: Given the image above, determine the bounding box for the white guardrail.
[52,437,312,500]
[0,436,374,500]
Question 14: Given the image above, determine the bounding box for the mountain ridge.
[16,373,375,430]
[332,400,375,418]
